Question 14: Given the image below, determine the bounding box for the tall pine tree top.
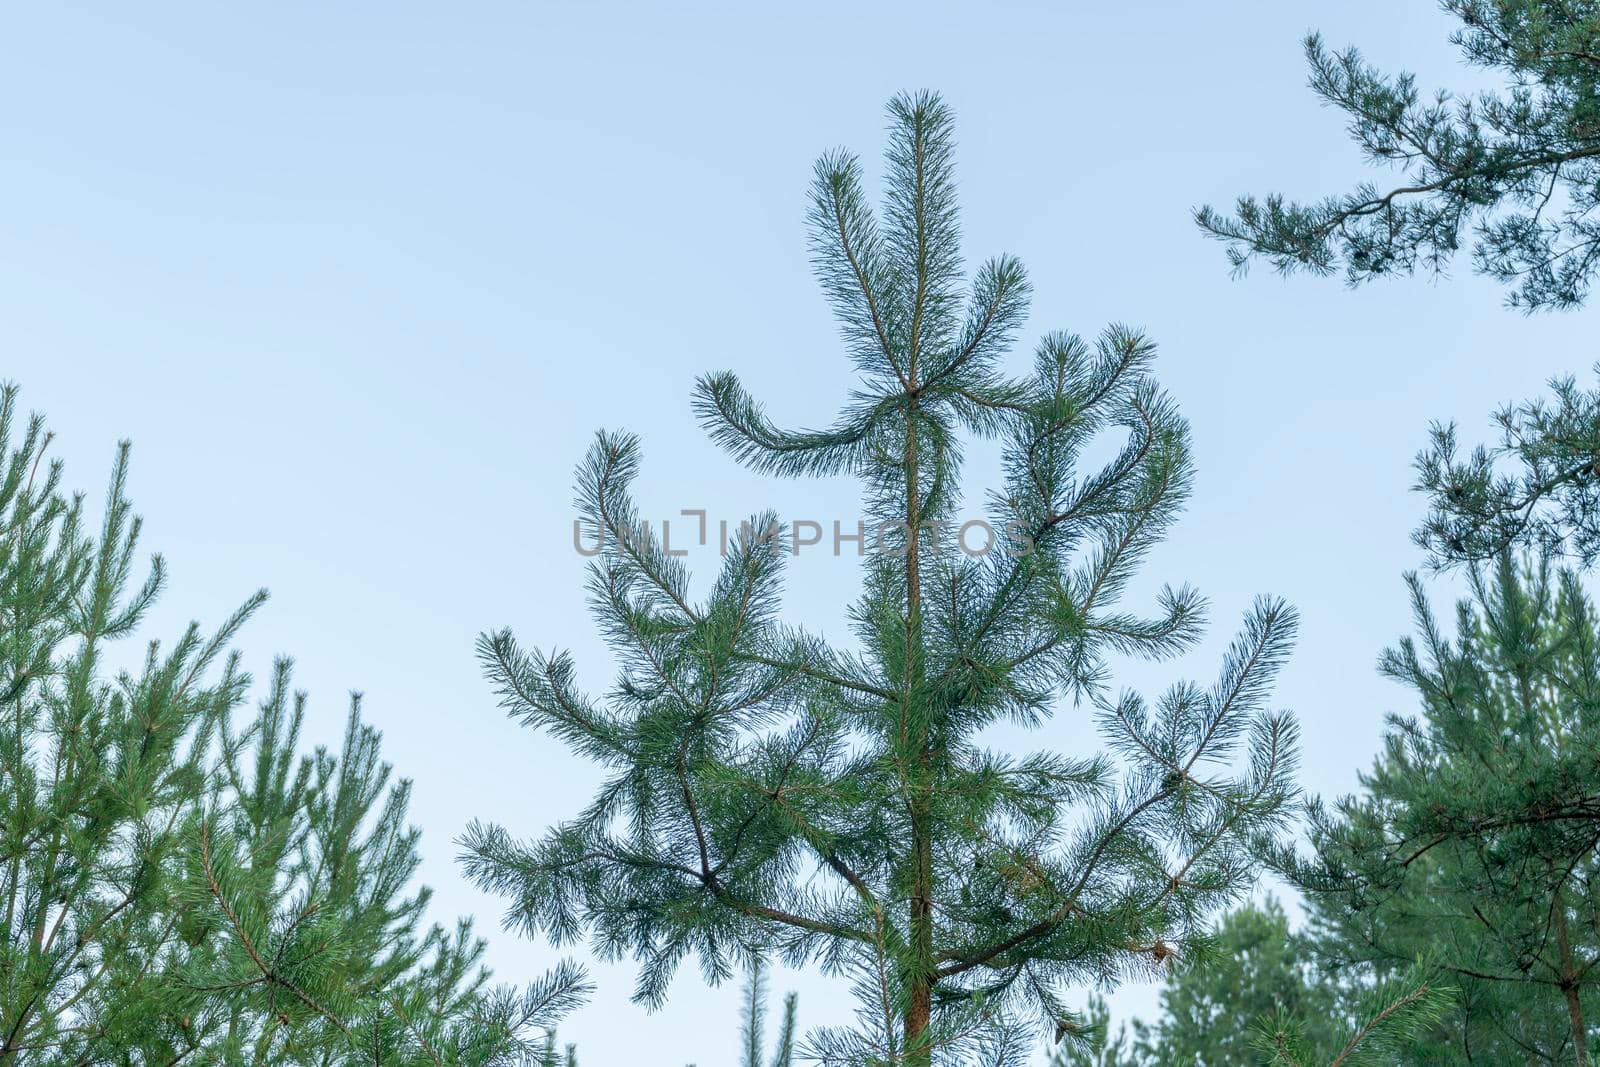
[466,92,1301,1066]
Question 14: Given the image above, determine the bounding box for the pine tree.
[464,92,1301,1064]
[1286,553,1600,1063]
[1196,0,1600,310]
[1044,996,1133,1067]
[562,959,797,1067]
[537,1037,578,1067]
[0,384,263,1062]
[0,385,587,1063]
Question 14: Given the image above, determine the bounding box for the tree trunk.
[902,375,933,1065]
[905,823,932,1062]
[1556,900,1590,1065]
[1565,983,1590,1067]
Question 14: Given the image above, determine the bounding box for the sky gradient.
[4,2,1594,1061]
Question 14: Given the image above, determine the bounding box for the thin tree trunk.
[906,812,931,1061]
[1566,985,1590,1067]
[902,379,932,1064]
[902,117,937,1063]
[1556,900,1590,1065]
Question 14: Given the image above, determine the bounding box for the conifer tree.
[1046,996,1131,1067]
[465,92,1301,1064]
[1286,553,1600,1063]
[0,384,262,1062]
[0,384,586,1064]
[1197,0,1600,310]
[1137,898,1343,1065]
[564,960,796,1067]
[536,1037,579,1067]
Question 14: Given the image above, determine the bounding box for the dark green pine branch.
[1198,1,1600,310]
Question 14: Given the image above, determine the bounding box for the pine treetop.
[465,92,1301,1065]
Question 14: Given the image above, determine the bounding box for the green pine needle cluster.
[1414,370,1600,569]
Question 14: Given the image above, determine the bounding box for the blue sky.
[4,1,1593,1062]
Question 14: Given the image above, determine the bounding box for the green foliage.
[740,960,797,1067]
[1044,995,1132,1067]
[0,385,586,1064]
[1415,371,1600,570]
[173,667,591,1064]
[0,383,262,1061]
[1287,553,1600,1063]
[1146,899,1343,1066]
[1049,900,1443,1067]
[536,1036,579,1067]
[1249,956,1450,1067]
[465,92,1300,1065]
[1197,1,1600,310]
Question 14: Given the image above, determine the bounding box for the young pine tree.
[0,385,263,1062]
[1136,898,1344,1066]
[0,386,587,1064]
[536,1035,579,1067]
[561,959,795,1067]
[1289,553,1600,1063]
[465,92,1301,1065]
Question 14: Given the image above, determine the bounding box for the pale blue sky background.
[3,2,1591,1062]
